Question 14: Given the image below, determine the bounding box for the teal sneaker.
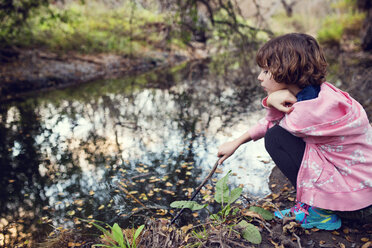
[275,202,308,219]
[300,207,341,230]
[275,202,341,230]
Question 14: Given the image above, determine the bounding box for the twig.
[117,183,147,208]
[170,159,220,225]
[255,219,273,235]
[292,232,303,248]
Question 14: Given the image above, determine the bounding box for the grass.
[9,1,179,55]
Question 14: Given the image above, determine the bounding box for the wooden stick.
[170,159,220,225]
[117,183,147,208]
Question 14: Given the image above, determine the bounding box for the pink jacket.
[249,82,372,211]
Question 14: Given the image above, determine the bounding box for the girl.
[217,33,372,230]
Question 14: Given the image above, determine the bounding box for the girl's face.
[257,69,286,95]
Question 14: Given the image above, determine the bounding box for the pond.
[1,53,371,246]
[0,59,278,246]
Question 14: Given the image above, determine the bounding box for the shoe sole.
[301,218,341,230]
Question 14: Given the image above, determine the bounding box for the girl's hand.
[267,89,297,113]
[217,140,240,165]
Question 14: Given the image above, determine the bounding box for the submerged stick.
[170,159,220,225]
[117,183,147,208]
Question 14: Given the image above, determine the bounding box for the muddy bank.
[0,48,199,101]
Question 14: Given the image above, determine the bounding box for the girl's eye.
[263,70,269,74]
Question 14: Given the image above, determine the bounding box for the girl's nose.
[257,72,263,81]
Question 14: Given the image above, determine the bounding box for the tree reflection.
[0,59,268,246]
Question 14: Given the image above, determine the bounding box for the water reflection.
[0,60,276,246]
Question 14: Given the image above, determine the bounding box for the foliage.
[5,1,170,54]
[238,220,262,244]
[170,171,272,244]
[85,220,144,248]
[0,0,50,45]
[317,0,366,46]
[1,0,269,56]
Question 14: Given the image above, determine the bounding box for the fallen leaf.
[345,235,353,242]
[288,197,295,201]
[89,190,95,196]
[98,205,105,210]
[67,210,75,216]
[361,238,370,242]
[342,228,349,234]
[361,241,372,248]
[181,224,193,233]
[332,231,340,235]
[163,190,175,195]
[339,243,346,248]
[68,242,81,247]
[165,182,173,187]
[271,193,279,200]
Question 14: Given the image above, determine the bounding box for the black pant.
[264,125,306,188]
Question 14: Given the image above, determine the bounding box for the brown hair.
[256,33,327,88]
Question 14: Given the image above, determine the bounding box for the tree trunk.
[358,0,372,51]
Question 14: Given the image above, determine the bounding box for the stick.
[117,183,147,208]
[170,159,220,225]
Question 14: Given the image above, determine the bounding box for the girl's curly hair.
[256,33,327,88]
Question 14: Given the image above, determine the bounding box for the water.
[0,59,286,246]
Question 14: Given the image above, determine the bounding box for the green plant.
[85,220,144,248]
[317,0,365,45]
[171,171,242,222]
[170,171,272,244]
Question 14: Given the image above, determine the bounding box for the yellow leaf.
[361,241,372,248]
[165,182,173,187]
[181,224,193,233]
[67,210,75,216]
[8,179,15,183]
[87,215,93,219]
[339,243,346,248]
[89,190,95,196]
[160,164,167,168]
[68,242,82,247]
[342,228,349,234]
[361,238,370,242]
[98,205,105,210]
[271,193,279,200]
[132,207,139,212]
[288,197,295,201]
[186,171,192,176]
[163,190,175,195]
